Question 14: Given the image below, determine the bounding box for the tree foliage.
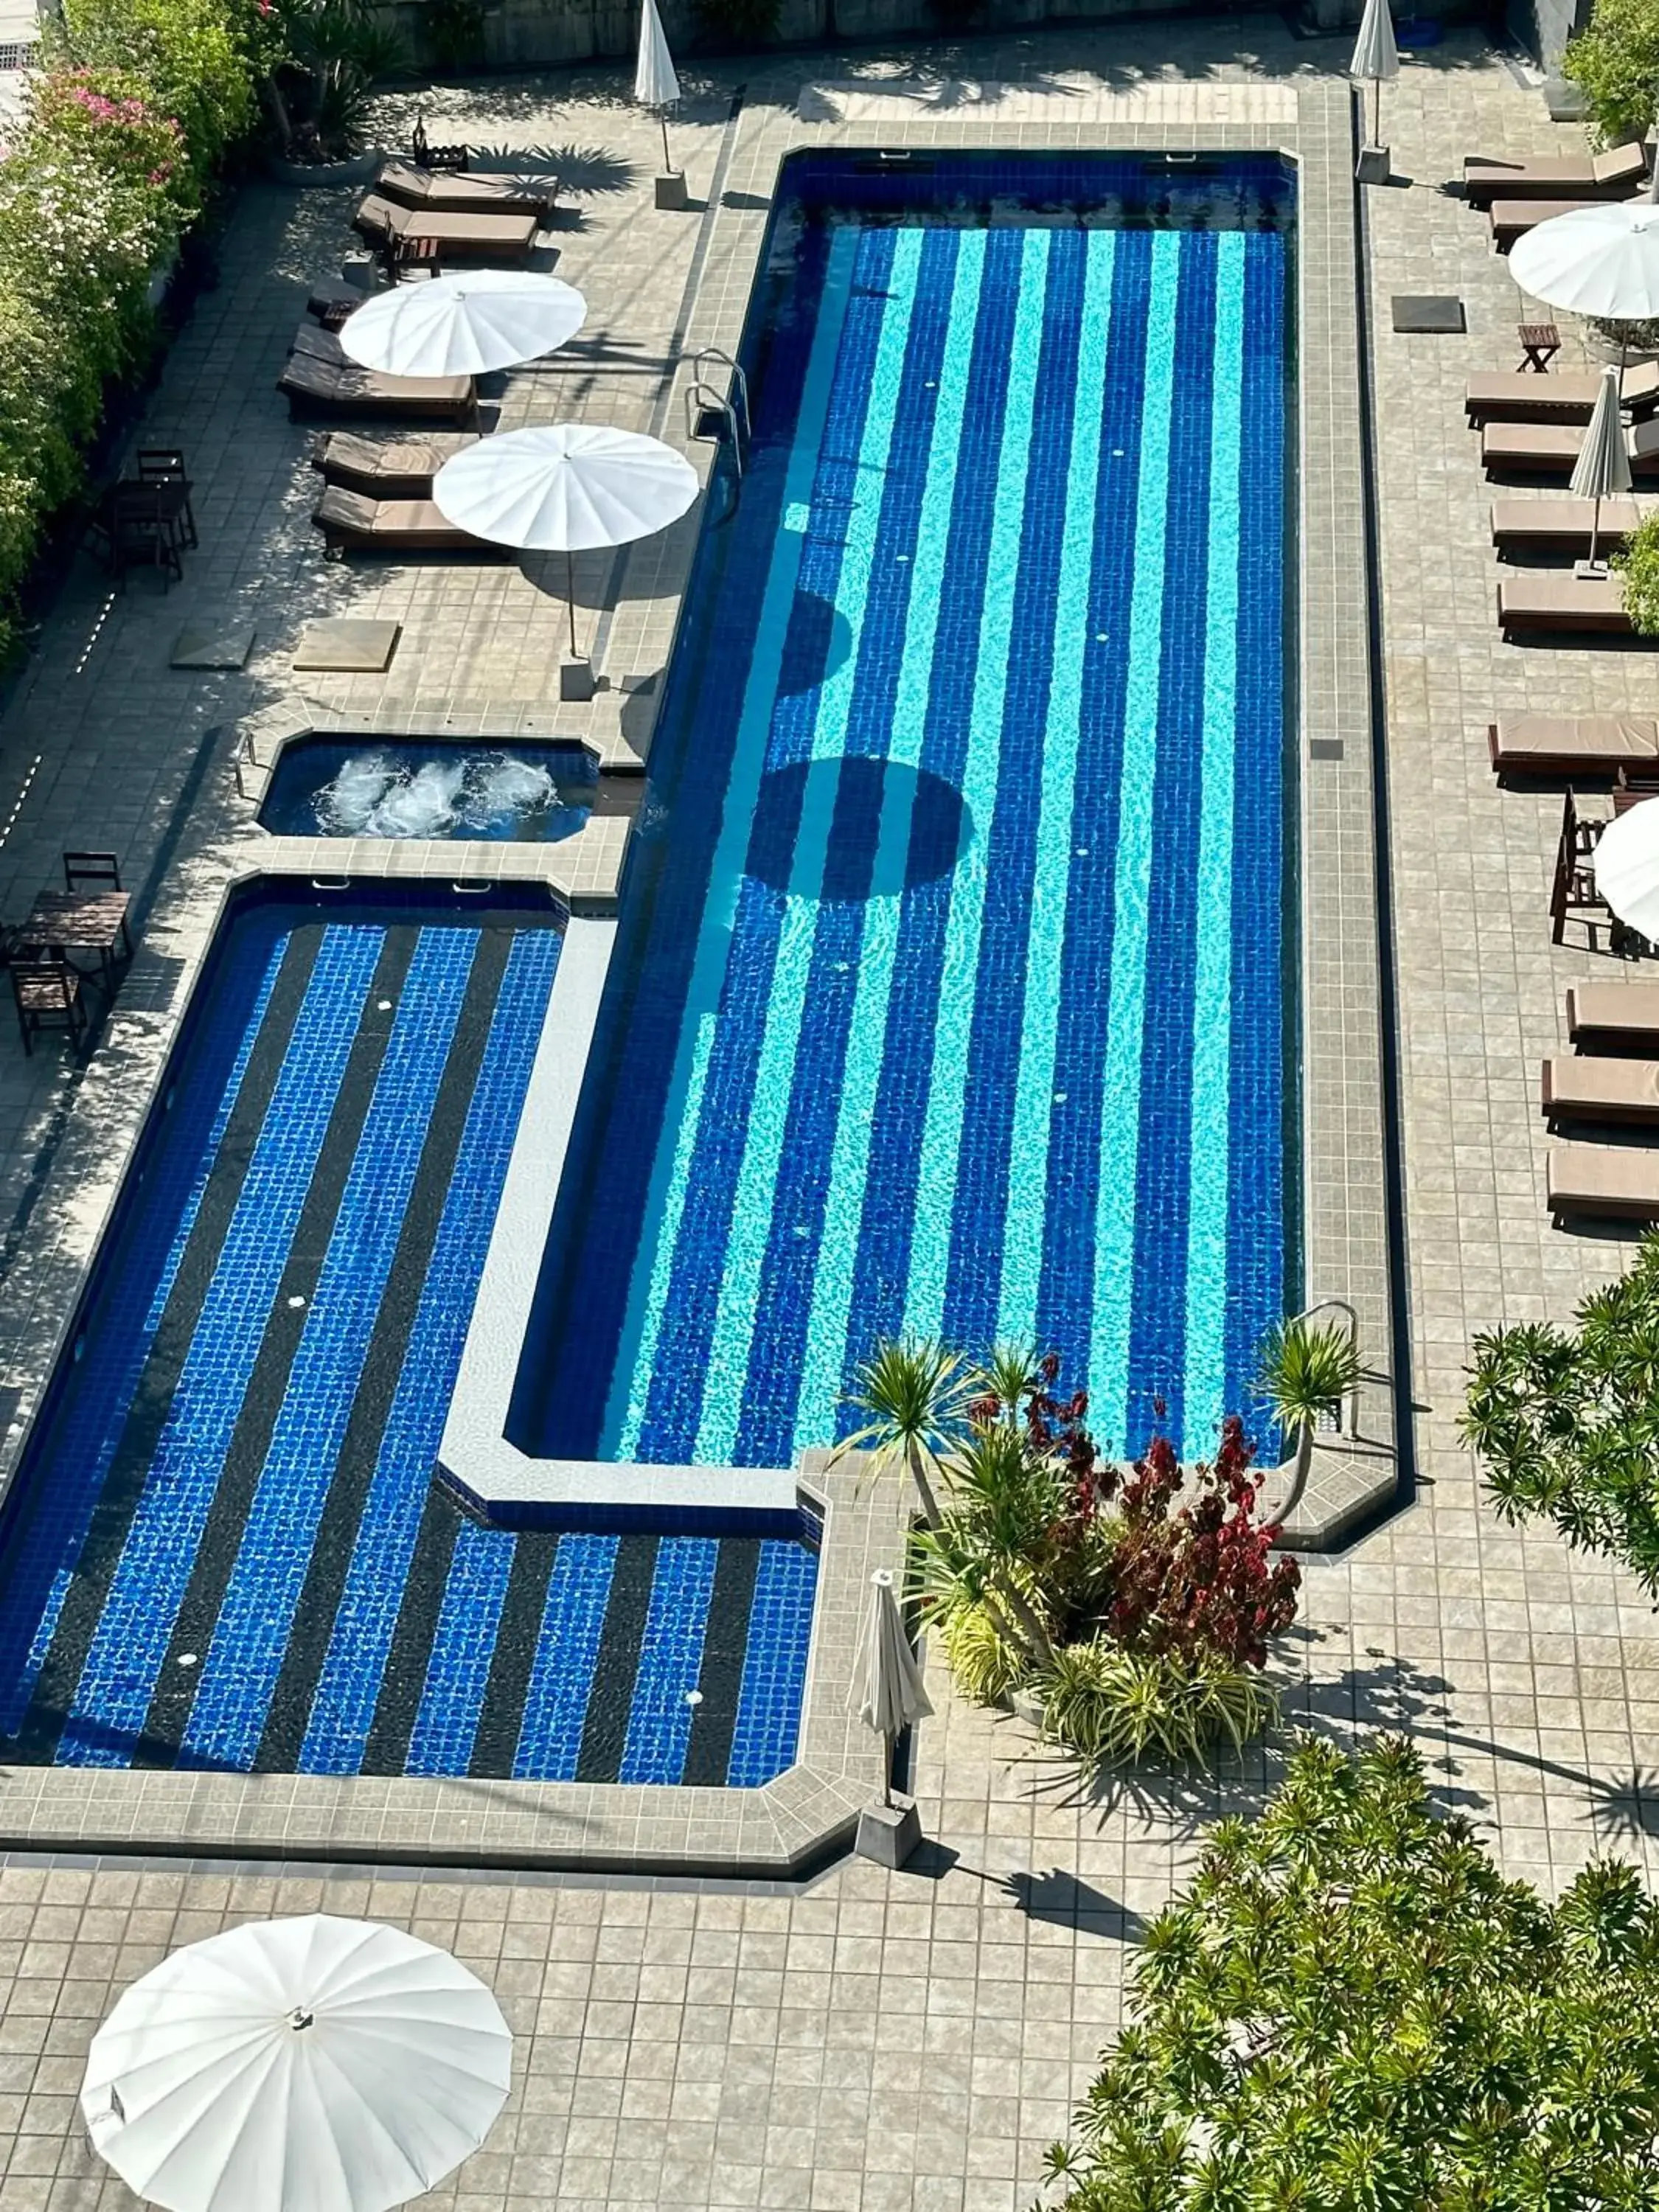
[1615,511,1659,638]
[1049,1734,1659,2210]
[1563,0,1659,150]
[1463,1230,1659,1594]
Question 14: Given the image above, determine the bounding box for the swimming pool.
[259,739,605,844]
[0,886,816,1781]
[514,151,1297,1475]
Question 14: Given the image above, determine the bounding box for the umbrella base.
[560,657,597,702]
[655,170,690,211]
[1576,557,1613,579]
[855,1797,922,1870]
[1355,144,1391,184]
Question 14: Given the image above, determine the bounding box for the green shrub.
[1037,1641,1279,1770]
[937,1601,1023,1706]
[1562,0,1659,150]
[59,0,260,181]
[1615,511,1659,634]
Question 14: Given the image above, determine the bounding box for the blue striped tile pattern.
[525,172,1293,1475]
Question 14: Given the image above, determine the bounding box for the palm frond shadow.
[471,141,641,195]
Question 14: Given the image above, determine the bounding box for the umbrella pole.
[1589,493,1602,571]
[661,111,673,175]
[566,547,579,660]
[880,1729,892,1809]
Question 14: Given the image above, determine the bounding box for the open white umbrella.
[339,271,586,379]
[434,423,699,656]
[849,1568,932,1808]
[1571,364,1635,571]
[80,1915,511,2212]
[635,0,681,177]
[1592,797,1659,942]
[1349,0,1399,159]
[1511,201,1659,325]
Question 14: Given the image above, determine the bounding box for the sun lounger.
[1489,714,1659,776]
[1548,1142,1659,1220]
[310,430,479,498]
[1466,361,1659,425]
[1489,196,1634,249]
[1464,141,1647,207]
[376,161,556,220]
[278,347,477,425]
[1490,497,1652,554]
[312,484,500,555]
[1543,1056,1659,1126]
[1499,571,1633,639]
[352,195,540,262]
[1483,415,1659,477]
[1567,980,1659,1048]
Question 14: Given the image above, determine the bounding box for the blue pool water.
[259,738,602,843]
[515,152,1296,1473]
[0,886,815,1780]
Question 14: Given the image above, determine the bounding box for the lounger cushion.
[313,484,492,551]
[1462,142,1646,204]
[1467,361,1659,423]
[1543,1057,1659,1121]
[1499,572,1630,635]
[1490,496,1650,549]
[1548,1142,1659,1217]
[1483,417,1659,474]
[311,430,479,495]
[279,349,475,420]
[352,195,539,254]
[378,161,554,217]
[1490,714,1659,773]
[1568,980,1659,1043]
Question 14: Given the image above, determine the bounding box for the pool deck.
[1,17,1658,2212]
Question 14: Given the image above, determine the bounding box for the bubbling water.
[310,749,570,840]
[458,754,557,830]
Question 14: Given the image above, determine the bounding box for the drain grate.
[0,41,37,69]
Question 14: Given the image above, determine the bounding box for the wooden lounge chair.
[1483,415,1659,478]
[1544,1056,1659,1125]
[312,484,499,556]
[310,430,479,498]
[1548,1142,1659,1221]
[352,195,540,262]
[1490,497,1652,554]
[1488,195,1644,250]
[1489,714,1659,777]
[1466,361,1659,425]
[376,160,556,220]
[1567,980,1659,1048]
[278,347,477,425]
[1499,571,1634,639]
[1464,141,1647,207]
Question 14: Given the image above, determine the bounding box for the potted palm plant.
[1256,1309,1363,1525]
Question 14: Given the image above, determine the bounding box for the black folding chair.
[63,852,120,894]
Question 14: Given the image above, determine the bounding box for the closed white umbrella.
[339,271,586,379]
[1571,364,1635,571]
[635,0,681,176]
[80,1915,512,2212]
[1593,797,1659,942]
[434,423,699,656]
[1510,201,1659,324]
[850,1567,932,1808]
[1349,0,1399,157]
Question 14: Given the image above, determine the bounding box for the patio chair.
[1463,140,1648,207]
[63,852,120,894]
[1499,571,1633,640]
[376,161,557,221]
[312,485,497,557]
[310,430,479,498]
[1567,979,1659,1047]
[1466,360,1659,425]
[1543,1054,1659,1125]
[1489,497,1649,555]
[10,953,86,1055]
[136,449,197,549]
[1482,415,1659,478]
[1488,715,1659,778]
[1548,1142,1659,1222]
[351,195,540,263]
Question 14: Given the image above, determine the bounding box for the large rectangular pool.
[514,151,1298,1475]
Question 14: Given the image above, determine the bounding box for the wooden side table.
[1518,321,1562,372]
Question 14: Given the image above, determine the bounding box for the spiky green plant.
[1037,1641,1279,1770]
[1256,1312,1361,1522]
[836,1335,978,1528]
[977,1339,1041,1427]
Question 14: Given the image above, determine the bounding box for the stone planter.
[267,148,384,188]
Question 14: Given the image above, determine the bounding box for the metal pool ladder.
[684,346,751,481]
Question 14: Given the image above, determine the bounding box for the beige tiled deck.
[1,16,1658,2212]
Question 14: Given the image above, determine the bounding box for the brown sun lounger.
[376,161,557,220]
[1567,980,1659,1048]
[1490,497,1652,554]
[279,347,477,426]
[1467,361,1659,425]
[352,194,540,261]
[1499,571,1633,639]
[1483,415,1659,478]
[313,484,501,556]
[1543,1057,1659,1125]
[1464,142,1647,207]
[1488,196,1637,250]
[1489,714,1659,776]
[310,430,479,498]
[1548,1142,1659,1220]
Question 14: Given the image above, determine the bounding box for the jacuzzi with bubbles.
[258,738,602,844]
